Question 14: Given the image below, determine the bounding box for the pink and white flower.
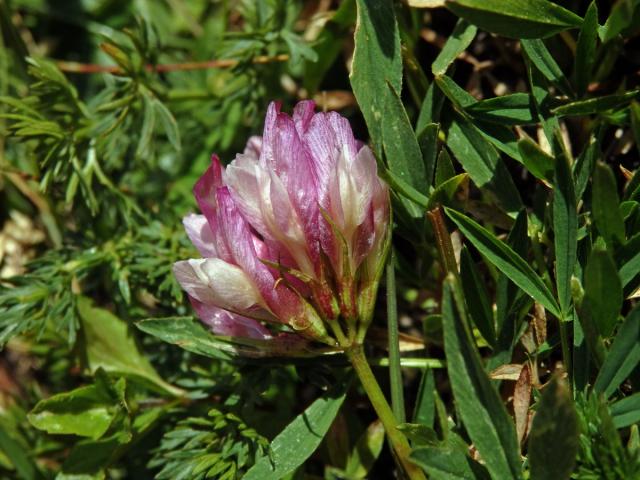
[173,101,390,349]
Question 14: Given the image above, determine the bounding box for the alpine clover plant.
[1,0,640,478]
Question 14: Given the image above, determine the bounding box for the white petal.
[183,214,217,257]
[173,258,263,311]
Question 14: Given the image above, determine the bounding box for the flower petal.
[173,258,263,311]
[189,297,271,339]
[183,214,217,257]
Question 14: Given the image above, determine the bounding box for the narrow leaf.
[553,151,577,317]
[610,393,640,429]
[350,0,402,156]
[528,376,579,480]
[244,386,347,480]
[517,136,554,183]
[444,0,582,39]
[593,305,640,398]
[432,19,477,76]
[552,90,640,116]
[445,112,523,215]
[593,162,625,246]
[573,1,599,97]
[460,246,496,347]
[442,278,522,479]
[521,39,572,96]
[466,94,536,125]
[446,208,561,317]
[584,246,622,337]
[383,83,428,193]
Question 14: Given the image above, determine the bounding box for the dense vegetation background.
[1,0,640,478]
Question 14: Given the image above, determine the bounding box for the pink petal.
[193,155,224,226]
[190,297,271,339]
[182,214,217,257]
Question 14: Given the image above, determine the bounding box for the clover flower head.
[173,101,390,351]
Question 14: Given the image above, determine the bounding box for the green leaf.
[610,393,640,429]
[28,374,125,440]
[460,246,496,347]
[445,111,523,215]
[343,421,385,479]
[584,246,622,337]
[528,376,579,480]
[593,305,640,398]
[609,393,640,428]
[432,19,477,76]
[0,426,40,480]
[381,169,429,210]
[136,92,156,157]
[435,147,456,186]
[281,30,318,65]
[592,162,626,246]
[552,90,640,116]
[426,173,469,211]
[78,297,182,396]
[446,208,561,317]
[136,316,235,360]
[304,0,356,94]
[573,1,599,97]
[350,0,402,156]
[416,82,446,132]
[435,74,476,108]
[521,39,572,96]
[517,136,554,183]
[553,151,577,317]
[412,444,488,480]
[619,235,640,290]
[445,0,582,39]
[383,83,429,193]
[413,368,436,427]
[243,385,347,480]
[600,0,640,43]
[154,99,181,152]
[573,136,598,201]
[631,102,640,158]
[417,123,439,189]
[441,278,522,479]
[466,94,536,125]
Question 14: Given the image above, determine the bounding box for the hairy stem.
[347,346,425,480]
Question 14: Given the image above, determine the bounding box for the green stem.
[371,357,446,368]
[386,249,406,423]
[347,346,426,480]
[559,317,572,378]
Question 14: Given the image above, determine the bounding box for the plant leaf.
[592,162,626,246]
[528,375,579,480]
[445,0,582,39]
[244,385,347,480]
[442,277,522,479]
[446,208,561,317]
[383,83,428,194]
[432,19,477,76]
[593,305,640,398]
[584,246,622,337]
[78,297,182,396]
[444,111,523,215]
[573,1,599,97]
[610,393,640,429]
[350,0,402,156]
[553,150,577,317]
